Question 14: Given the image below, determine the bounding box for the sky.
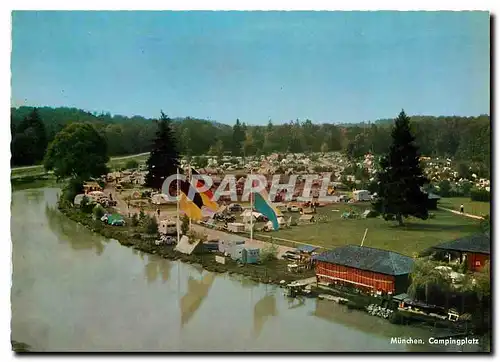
[11,11,490,124]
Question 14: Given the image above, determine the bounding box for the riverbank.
[58,203,315,286]
[12,340,32,353]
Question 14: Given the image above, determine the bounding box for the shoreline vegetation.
[12,340,32,353]
[58,201,315,286]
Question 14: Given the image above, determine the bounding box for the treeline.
[10,106,491,177]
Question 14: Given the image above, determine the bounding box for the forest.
[10,106,491,177]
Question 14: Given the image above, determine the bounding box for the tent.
[298,214,315,223]
[265,217,286,231]
[151,193,170,205]
[175,236,204,255]
[73,194,87,206]
[88,190,105,198]
[216,205,228,214]
[362,209,378,218]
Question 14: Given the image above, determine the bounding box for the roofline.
[432,246,490,255]
[314,256,411,276]
[328,244,413,259]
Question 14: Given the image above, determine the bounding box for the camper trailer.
[227,222,246,233]
[158,219,177,235]
[352,190,371,202]
[219,239,245,255]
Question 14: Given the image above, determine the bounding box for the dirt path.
[438,207,485,220]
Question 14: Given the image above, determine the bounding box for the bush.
[125,159,139,170]
[260,244,278,262]
[459,181,474,197]
[181,215,190,235]
[80,196,95,213]
[139,209,146,220]
[437,180,451,197]
[93,204,105,220]
[470,188,490,202]
[480,214,490,233]
[131,213,139,227]
[142,216,158,235]
[62,177,84,203]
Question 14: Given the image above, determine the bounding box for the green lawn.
[11,152,150,179]
[107,153,149,171]
[11,166,46,178]
[269,202,481,257]
[439,197,490,217]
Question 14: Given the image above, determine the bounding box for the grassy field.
[267,202,481,257]
[439,197,490,217]
[107,153,149,171]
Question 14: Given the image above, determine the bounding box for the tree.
[372,110,429,226]
[143,216,159,235]
[457,162,472,180]
[192,156,208,168]
[44,123,109,180]
[232,119,245,156]
[408,258,452,304]
[437,179,451,197]
[320,142,329,153]
[144,112,180,190]
[11,107,48,166]
[181,214,190,235]
[180,128,192,159]
[460,262,490,330]
[480,215,490,233]
[61,177,84,203]
[209,139,224,161]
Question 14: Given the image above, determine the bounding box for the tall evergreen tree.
[11,107,48,165]
[372,110,429,226]
[144,112,180,190]
[232,119,245,156]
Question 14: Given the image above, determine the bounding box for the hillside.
[10,106,491,179]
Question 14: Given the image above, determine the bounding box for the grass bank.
[59,204,314,285]
[266,203,481,256]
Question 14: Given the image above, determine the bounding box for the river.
[10,187,485,352]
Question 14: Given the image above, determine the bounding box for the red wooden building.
[313,245,414,294]
[432,232,490,272]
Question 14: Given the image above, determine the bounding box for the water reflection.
[287,296,306,310]
[144,255,172,284]
[179,272,215,328]
[253,293,277,339]
[229,274,259,289]
[45,205,106,256]
[23,189,44,203]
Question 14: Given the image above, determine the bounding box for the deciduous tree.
[44,123,109,180]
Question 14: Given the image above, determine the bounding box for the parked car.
[283,250,301,261]
[228,203,243,212]
[111,219,125,226]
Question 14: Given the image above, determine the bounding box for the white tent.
[73,194,87,206]
[265,217,286,231]
[240,210,263,218]
[151,193,170,205]
[175,235,202,255]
